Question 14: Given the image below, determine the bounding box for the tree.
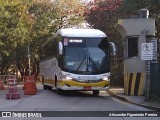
[0,0,87,79]
[85,0,123,54]
[25,0,86,76]
[0,0,34,75]
[52,0,86,28]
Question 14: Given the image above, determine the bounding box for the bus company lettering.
[78,76,97,80]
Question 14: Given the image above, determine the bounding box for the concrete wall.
[124,59,145,73]
[117,19,155,39]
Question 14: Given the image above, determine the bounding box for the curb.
[108,90,160,111]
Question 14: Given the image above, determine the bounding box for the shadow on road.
[50,89,108,98]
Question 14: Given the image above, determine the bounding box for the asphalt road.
[0,85,159,120]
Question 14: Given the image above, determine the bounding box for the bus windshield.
[63,37,110,75]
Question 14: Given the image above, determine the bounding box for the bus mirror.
[58,42,63,55]
[109,42,116,56]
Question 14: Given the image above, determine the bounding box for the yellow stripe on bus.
[44,79,55,85]
[44,79,110,88]
[58,80,110,87]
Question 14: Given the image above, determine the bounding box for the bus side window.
[58,55,63,69]
[51,60,57,67]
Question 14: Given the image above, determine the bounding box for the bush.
[110,60,124,88]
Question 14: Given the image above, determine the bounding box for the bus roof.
[56,28,107,38]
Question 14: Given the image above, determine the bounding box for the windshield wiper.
[76,57,86,71]
[76,49,87,72]
[88,53,100,72]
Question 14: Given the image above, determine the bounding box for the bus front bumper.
[57,80,110,91]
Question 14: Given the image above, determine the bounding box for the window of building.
[123,36,139,58]
[128,37,138,57]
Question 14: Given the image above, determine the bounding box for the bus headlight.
[62,75,73,80]
[102,77,110,81]
[65,76,73,80]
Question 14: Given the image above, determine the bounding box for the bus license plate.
[83,86,91,90]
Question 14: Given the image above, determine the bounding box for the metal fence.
[150,60,160,98]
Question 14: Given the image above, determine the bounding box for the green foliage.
[28,0,85,72]
[110,59,124,87]
[0,0,33,74]
[28,1,57,61]
[0,0,86,76]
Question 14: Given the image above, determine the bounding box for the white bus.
[39,28,116,95]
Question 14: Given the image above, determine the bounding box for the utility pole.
[27,45,31,75]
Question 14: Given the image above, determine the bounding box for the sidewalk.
[109,88,160,110]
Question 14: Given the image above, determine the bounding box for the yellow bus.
[39,28,116,95]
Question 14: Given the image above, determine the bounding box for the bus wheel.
[93,90,99,95]
[57,88,63,94]
[48,86,53,90]
[42,76,47,90]
[43,85,48,90]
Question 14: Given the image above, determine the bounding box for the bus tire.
[43,84,48,90]
[93,90,99,95]
[57,88,63,94]
[42,76,47,90]
[55,75,57,87]
[48,86,52,90]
